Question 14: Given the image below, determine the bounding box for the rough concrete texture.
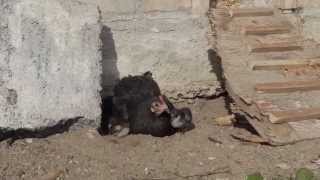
[89,0,219,99]
[100,11,219,99]
[0,0,102,129]
[302,9,320,43]
[143,0,191,12]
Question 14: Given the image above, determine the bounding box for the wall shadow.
[100,25,120,98]
[207,49,258,134]
[207,49,232,113]
[207,49,224,87]
[0,117,81,145]
[98,25,120,135]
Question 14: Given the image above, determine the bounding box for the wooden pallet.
[213,6,320,145]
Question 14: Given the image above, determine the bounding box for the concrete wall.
[0,0,218,129]
[2,0,318,130]
[89,0,220,99]
[0,0,102,129]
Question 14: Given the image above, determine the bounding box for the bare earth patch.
[0,97,319,180]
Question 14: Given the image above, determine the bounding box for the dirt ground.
[0,97,320,180]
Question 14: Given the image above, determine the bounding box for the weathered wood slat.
[249,42,303,53]
[255,80,320,93]
[230,8,274,17]
[267,108,320,124]
[242,25,291,35]
[249,58,320,70]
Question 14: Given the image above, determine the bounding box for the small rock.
[25,138,33,143]
[86,132,95,139]
[276,163,291,170]
[187,99,195,104]
[38,170,63,180]
[83,168,89,173]
[144,168,149,175]
[214,115,235,126]
[208,157,216,161]
[199,162,204,166]
[150,27,160,33]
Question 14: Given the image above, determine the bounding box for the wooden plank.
[249,58,320,71]
[249,42,303,53]
[242,25,291,35]
[230,8,274,17]
[267,108,320,124]
[255,80,320,93]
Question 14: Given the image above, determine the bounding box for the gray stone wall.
[90,0,220,99]
[0,0,102,129]
[0,0,219,129]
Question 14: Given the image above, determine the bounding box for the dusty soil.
[0,97,319,180]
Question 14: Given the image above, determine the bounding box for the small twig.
[208,137,223,144]
[135,178,173,180]
[133,166,231,180]
[173,166,231,179]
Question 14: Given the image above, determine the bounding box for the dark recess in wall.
[98,25,119,135]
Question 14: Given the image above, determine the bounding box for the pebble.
[86,129,98,139]
[276,163,291,170]
[150,27,160,33]
[144,168,150,175]
[208,157,216,161]
[86,132,95,139]
[25,138,33,144]
[187,99,195,104]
